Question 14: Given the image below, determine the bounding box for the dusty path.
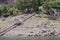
[0,13,36,36]
[1,13,60,37]
[3,14,41,37]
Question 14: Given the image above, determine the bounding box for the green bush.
[8,7,14,15]
[13,9,19,16]
[0,5,19,17]
[0,8,2,16]
[1,5,8,14]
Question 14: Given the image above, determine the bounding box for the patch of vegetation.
[0,0,60,19]
[0,5,19,17]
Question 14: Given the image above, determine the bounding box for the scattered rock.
[34,34,39,37]
[41,30,47,33]
[50,24,54,26]
[30,32,33,33]
[14,18,22,26]
[18,34,24,36]
[37,25,39,28]
[28,34,33,37]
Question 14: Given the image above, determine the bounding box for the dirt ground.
[0,14,60,37]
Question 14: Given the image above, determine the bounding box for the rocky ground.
[0,13,60,37]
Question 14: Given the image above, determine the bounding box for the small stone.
[28,35,33,37]
[37,25,40,28]
[30,32,33,33]
[50,24,54,26]
[49,30,57,36]
[18,34,23,36]
[34,34,38,37]
[41,30,47,33]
